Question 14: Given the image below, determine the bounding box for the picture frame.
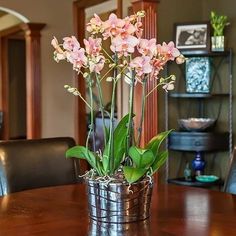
[174,22,210,52]
[185,57,211,93]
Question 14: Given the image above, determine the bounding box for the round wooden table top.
[0,183,236,235]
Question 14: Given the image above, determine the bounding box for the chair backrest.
[224,147,236,194]
[0,137,80,195]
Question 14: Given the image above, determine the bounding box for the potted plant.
[51,11,185,223]
[210,11,230,51]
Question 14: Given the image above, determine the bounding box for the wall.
[0,13,21,30]
[0,0,75,138]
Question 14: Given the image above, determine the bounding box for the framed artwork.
[185,57,211,93]
[174,22,210,52]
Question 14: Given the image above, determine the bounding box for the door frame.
[0,22,45,140]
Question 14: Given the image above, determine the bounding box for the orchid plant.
[51,11,184,184]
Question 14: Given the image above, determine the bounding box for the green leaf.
[102,145,109,174]
[145,130,172,155]
[123,166,147,184]
[150,151,168,175]
[128,146,155,169]
[113,114,133,171]
[66,146,103,175]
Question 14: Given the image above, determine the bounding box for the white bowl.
[178,118,216,131]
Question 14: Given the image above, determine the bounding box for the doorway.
[0,8,45,140]
[8,38,26,139]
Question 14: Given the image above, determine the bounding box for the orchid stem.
[126,70,135,155]
[86,76,96,153]
[137,77,147,146]
[145,75,173,98]
[107,55,118,174]
[95,73,107,147]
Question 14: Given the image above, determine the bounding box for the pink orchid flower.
[51,37,66,62]
[135,20,143,38]
[88,55,105,74]
[120,19,136,38]
[130,56,153,77]
[103,13,125,39]
[157,41,180,61]
[66,48,87,71]
[110,35,139,57]
[63,36,81,52]
[84,37,102,56]
[138,38,157,57]
[86,14,104,34]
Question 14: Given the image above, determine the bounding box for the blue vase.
[192,152,205,175]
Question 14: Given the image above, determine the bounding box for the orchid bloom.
[103,13,126,39]
[157,41,180,61]
[120,19,136,39]
[51,37,66,62]
[66,48,87,71]
[110,35,139,57]
[84,37,102,56]
[130,56,153,78]
[88,55,105,74]
[63,36,81,52]
[138,38,157,57]
[86,14,104,34]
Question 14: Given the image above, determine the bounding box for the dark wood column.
[132,0,159,147]
[20,23,45,139]
[73,2,87,146]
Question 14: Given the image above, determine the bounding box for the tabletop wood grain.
[0,183,236,235]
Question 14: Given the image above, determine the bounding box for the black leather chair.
[224,147,236,194]
[0,137,80,196]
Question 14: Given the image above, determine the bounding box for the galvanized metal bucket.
[86,178,153,223]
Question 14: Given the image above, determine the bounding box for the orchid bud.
[83,72,89,78]
[73,91,81,96]
[116,74,122,80]
[160,77,165,83]
[137,11,145,17]
[106,77,113,82]
[68,87,76,93]
[176,55,186,64]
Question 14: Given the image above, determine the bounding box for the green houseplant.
[210,11,230,51]
[51,11,184,223]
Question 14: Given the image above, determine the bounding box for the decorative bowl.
[178,118,216,132]
[195,175,219,183]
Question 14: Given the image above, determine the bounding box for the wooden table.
[0,183,236,235]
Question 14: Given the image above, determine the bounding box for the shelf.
[181,50,231,57]
[169,93,229,98]
[168,131,229,152]
[168,177,223,188]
